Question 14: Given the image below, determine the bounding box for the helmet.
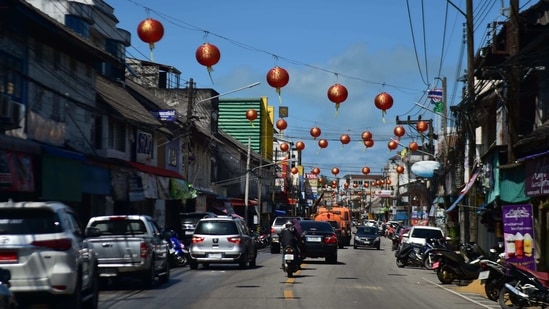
[284,221,294,229]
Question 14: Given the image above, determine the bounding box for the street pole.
[244,137,251,227]
[184,78,194,181]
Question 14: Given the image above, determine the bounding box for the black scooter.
[431,242,484,284]
[498,263,549,309]
[395,243,424,268]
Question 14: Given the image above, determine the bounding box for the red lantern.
[361,131,373,141]
[394,125,406,138]
[137,18,164,49]
[327,83,348,113]
[280,143,289,152]
[396,165,405,174]
[318,139,328,149]
[276,119,288,131]
[374,92,394,121]
[331,184,337,189]
[388,140,398,151]
[266,66,290,100]
[196,43,221,82]
[364,139,374,148]
[386,179,392,185]
[312,167,320,175]
[310,126,321,140]
[344,182,349,189]
[246,109,257,125]
[291,167,299,175]
[409,141,419,152]
[331,180,337,186]
[295,141,305,151]
[416,120,429,133]
[340,134,351,146]
[331,167,340,176]
[353,183,358,188]
[362,167,370,175]
[363,182,369,188]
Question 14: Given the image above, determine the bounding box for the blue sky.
[109,0,514,177]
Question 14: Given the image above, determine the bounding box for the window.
[65,15,90,38]
[0,209,63,235]
[0,52,23,100]
[108,120,126,152]
[92,114,103,149]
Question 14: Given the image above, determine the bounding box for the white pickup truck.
[84,215,170,288]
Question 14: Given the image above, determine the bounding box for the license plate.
[432,261,440,269]
[208,253,222,259]
[284,254,294,261]
[478,270,490,280]
[363,240,370,244]
[185,231,194,235]
[307,236,322,242]
[99,268,117,276]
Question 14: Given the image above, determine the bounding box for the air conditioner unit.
[0,95,22,129]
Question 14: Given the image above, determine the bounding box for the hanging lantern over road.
[266,66,289,103]
[245,109,257,126]
[318,139,329,149]
[276,118,288,131]
[409,141,419,152]
[312,167,320,175]
[137,18,164,61]
[291,167,299,175]
[280,143,289,152]
[361,131,373,141]
[327,83,348,114]
[196,43,221,83]
[340,134,351,146]
[396,165,405,174]
[310,126,321,140]
[394,125,405,138]
[362,166,370,175]
[295,141,305,151]
[374,92,394,122]
[416,120,429,133]
[388,140,398,151]
[331,167,340,177]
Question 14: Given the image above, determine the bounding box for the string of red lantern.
[327,83,348,116]
[310,126,321,140]
[245,109,257,127]
[374,92,394,123]
[276,118,288,132]
[196,42,221,84]
[340,134,351,147]
[137,18,164,61]
[266,66,290,104]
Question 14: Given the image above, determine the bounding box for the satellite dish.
[411,161,440,178]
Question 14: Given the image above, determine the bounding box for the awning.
[42,145,85,161]
[446,169,481,213]
[127,161,185,180]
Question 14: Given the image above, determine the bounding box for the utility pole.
[464,0,475,243]
[244,137,251,227]
[184,78,194,181]
[506,0,520,163]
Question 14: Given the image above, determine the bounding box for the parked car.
[403,225,445,246]
[179,212,217,245]
[188,216,257,269]
[84,215,170,289]
[353,225,381,250]
[0,200,99,308]
[270,216,304,253]
[299,220,338,264]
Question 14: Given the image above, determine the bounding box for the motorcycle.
[164,230,189,267]
[477,245,507,301]
[498,262,549,309]
[421,237,450,270]
[431,242,485,284]
[395,242,424,268]
[282,245,300,278]
[0,268,16,309]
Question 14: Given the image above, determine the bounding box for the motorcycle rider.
[280,220,302,268]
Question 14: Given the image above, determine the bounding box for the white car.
[0,200,99,308]
[403,226,445,246]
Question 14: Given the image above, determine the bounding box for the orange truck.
[314,212,345,248]
[316,206,352,246]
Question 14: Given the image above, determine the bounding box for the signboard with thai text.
[525,155,549,196]
[502,204,535,271]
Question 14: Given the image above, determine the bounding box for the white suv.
[0,200,99,308]
[404,226,445,246]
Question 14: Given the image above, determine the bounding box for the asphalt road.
[90,236,507,309]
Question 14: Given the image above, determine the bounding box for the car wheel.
[158,258,170,284]
[396,258,405,268]
[239,251,249,269]
[57,271,83,309]
[249,250,257,268]
[353,245,357,249]
[142,259,156,289]
[83,266,99,309]
[189,260,198,270]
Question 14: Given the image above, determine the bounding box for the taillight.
[0,251,17,263]
[31,238,72,251]
[324,234,338,244]
[192,236,204,244]
[108,216,127,221]
[228,237,241,244]
[284,247,294,254]
[140,242,148,259]
[479,261,488,270]
[270,228,275,234]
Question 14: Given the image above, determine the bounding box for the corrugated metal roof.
[96,75,161,126]
[218,99,261,153]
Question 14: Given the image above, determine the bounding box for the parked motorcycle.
[421,237,450,270]
[431,242,485,284]
[164,230,189,267]
[282,245,300,278]
[395,242,424,268]
[498,262,549,309]
[0,268,16,309]
[477,248,507,301]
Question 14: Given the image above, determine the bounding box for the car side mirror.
[85,227,102,238]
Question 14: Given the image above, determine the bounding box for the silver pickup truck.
[84,215,170,288]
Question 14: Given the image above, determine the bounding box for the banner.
[502,204,536,270]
